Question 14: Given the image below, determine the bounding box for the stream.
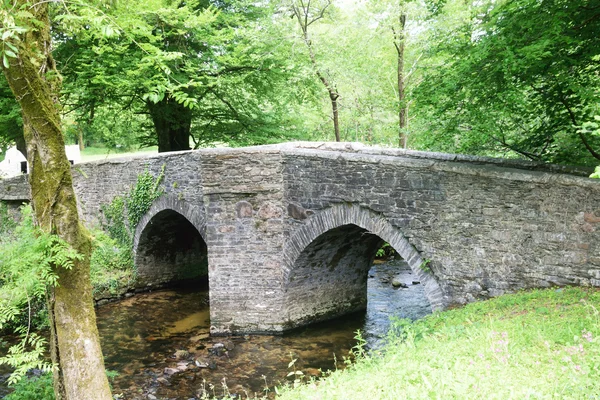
[1,259,431,399]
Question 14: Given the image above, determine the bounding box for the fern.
[0,204,81,384]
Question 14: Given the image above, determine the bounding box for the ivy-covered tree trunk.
[1,2,112,400]
[147,96,192,152]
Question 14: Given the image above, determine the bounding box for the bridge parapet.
[0,173,29,201]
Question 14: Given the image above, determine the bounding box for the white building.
[0,145,81,178]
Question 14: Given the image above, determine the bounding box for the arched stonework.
[282,203,445,328]
[133,195,208,288]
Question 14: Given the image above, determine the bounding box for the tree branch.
[559,96,600,160]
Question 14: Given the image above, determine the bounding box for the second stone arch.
[281,203,445,330]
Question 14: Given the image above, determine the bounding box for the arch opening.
[134,209,208,288]
[285,224,386,327]
[283,204,444,331]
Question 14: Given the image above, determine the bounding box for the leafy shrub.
[4,373,54,400]
[90,229,136,297]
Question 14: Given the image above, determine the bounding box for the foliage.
[0,204,134,385]
[90,229,135,297]
[0,202,17,235]
[101,166,165,253]
[418,258,431,273]
[5,370,119,400]
[285,354,306,389]
[63,107,147,150]
[0,0,597,167]
[0,74,22,156]
[101,196,129,249]
[4,372,55,400]
[53,0,314,152]
[276,287,600,399]
[412,0,600,166]
[0,205,83,384]
[375,242,397,258]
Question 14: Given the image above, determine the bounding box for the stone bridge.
[1,142,599,335]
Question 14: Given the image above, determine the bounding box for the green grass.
[79,146,158,162]
[276,287,600,400]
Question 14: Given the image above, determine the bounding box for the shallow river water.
[1,259,431,399]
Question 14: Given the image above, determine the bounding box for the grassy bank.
[277,287,600,399]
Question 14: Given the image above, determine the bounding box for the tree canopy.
[412,0,600,165]
[52,0,318,152]
[0,0,597,167]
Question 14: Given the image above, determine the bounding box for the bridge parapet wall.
[279,141,594,176]
[0,174,29,220]
[70,151,203,226]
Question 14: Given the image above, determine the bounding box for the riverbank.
[276,286,600,399]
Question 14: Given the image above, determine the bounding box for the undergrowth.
[0,205,82,383]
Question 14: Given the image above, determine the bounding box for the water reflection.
[95,259,430,399]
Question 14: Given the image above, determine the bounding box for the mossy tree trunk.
[1,2,112,400]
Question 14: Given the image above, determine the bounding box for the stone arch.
[133,195,208,288]
[282,203,444,328]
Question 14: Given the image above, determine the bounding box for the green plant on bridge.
[419,258,432,273]
[101,165,165,254]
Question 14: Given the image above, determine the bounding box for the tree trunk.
[1,2,112,400]
[78,128,85,151]
[330,91,341,142]
[292,2,341,142]
[303,36,341,142]
[147,96,192,152]
[394,13,408,148]
[14,131,27,159]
